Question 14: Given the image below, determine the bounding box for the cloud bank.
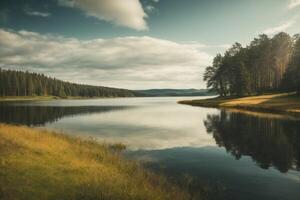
[58,0,148,30]
[0,29,212,89]
[263,19,296,35]
[24,10,51,17]
[288,0,300,9]
[23,5,51,17]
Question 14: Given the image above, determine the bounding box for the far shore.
[0,95,131,102]
[0,96,60,101]
[0,95,213,102]
[179,93,300,116]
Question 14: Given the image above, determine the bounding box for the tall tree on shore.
[247,34,273,92]
[26,73,34,96]
[271,32,293,88]
[283,35,300,93]
[204,54,229,97]
[204,32,298,97]
[225,43,250,96]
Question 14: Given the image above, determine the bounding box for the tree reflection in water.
[0,103,127,126]
[204,110,300,173]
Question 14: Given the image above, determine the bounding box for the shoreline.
[0,124,190,200]
[0,95,134,102]
[178,93,300,117]
[0,96,61,101]
[0,95,213,102]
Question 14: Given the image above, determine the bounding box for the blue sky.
[0,0,300,89]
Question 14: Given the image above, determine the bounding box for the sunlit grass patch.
[0,124,190,200]
[179,93,300,115]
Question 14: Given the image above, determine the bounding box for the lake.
[1,97,299,200]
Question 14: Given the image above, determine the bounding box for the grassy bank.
[179,93,300,115]
[0,124,190,200]
[0,96,60,101]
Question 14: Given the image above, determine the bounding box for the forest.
[204,32,300,97]
[0,69,136,97]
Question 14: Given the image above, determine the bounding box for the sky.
[0,0,300,89]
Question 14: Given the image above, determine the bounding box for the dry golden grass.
[179,93,300,115]
[0,124,190,200]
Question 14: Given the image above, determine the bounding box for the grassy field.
[179,93,300,115]
[0,124,190,200]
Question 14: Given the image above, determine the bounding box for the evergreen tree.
[0,68,136,98]
[283,35,300,93]
[204,32,298,97]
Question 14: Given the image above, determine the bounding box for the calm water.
[1,97,300,200]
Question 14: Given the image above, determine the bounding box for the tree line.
[204,32,300,97]
[0,68,136,97]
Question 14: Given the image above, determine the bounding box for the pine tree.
[0,68,136,98]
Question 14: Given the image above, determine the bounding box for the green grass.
[0,124,190,200]
[179,93,300,115]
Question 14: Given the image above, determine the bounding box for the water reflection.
[0,98,217,150]
[1,98,300,200]
[45,104,217,150]
[204,110,300,172]
[0,103,128,126]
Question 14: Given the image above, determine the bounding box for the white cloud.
[145,5,155,13]
[185,42,231,49]
[25,10,51,17]
[0,29,212,89]
[288,0,300,9]
[24,6,51,17]
[263,20,296,35]
[58,0,148,30]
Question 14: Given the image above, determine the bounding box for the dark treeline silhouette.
[204,110,300,173]
[0,103,128,126]
[0,68,136,97]
[204,32,300,97]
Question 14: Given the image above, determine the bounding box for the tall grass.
[0,124,191,200]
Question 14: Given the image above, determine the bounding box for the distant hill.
[134,89,215,97]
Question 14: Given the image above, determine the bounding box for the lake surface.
[1,97,300,200]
